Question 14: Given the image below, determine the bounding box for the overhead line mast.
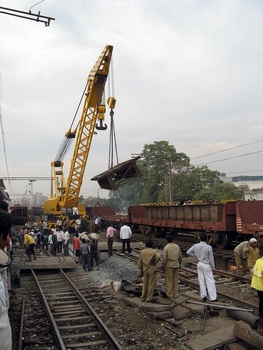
[0,6,55,26]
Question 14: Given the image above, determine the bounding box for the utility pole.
[167,155,172,204]
[131,153,173,204]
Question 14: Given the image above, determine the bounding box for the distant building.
[32,192,47,207]
[219,173,263,200]
[244,188,263,201]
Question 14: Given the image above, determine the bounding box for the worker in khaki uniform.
[243,238,260,276]
[234,241,250,274]
[162,235,182,300]
[138,240,161,302]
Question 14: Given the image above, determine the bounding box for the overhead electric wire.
[198,149,263,166]
[0,74,11,190]
[29,0,45,12]
[191,138,263,160]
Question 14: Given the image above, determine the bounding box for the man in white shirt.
[186,233,218,302]
[56,227,63,253]
[120,224,132,254]
[62,226,70,256]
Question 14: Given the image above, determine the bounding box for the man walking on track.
[120,224,132,254]
[106,224,117,256]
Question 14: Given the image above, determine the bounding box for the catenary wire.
[191,138,263,160]
[0,74,11,190]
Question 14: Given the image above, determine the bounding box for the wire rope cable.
[107,56,119,169]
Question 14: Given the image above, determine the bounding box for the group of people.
[234,237,263,332]
[138,231,263,333]
[138,232,217,304]
[138,235,182,302]
[72,232,100,271]
[106,223,132,256]
[47,226,70,257]
[234,238,260,275]
[19,225,71,261]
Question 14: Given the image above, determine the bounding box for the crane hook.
[96,120,107,130]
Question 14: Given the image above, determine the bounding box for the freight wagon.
[101,201,263,249]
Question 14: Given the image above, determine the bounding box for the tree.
[107,140,245,208]
[173,166,222,203]
[140,141,190,203]
[108,141,190,207]
[193,182,244,202]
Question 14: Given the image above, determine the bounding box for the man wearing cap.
[243,238,260,276]
[22,229,37,261]
[234,240,250,274]
[0,207,13,349]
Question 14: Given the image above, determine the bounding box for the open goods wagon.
[102,201,263,249]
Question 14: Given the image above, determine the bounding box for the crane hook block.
[107,97,116,109]
[96,120,107,130]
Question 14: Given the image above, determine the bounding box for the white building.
[219,173,263,200]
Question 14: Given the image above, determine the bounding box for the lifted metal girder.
[91,157,141,190]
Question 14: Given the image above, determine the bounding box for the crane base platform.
[91,157,141,190]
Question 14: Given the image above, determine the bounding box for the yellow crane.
[43,45,114,217]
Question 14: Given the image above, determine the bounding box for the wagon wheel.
[152,227,159,238]
[216,232,228,249]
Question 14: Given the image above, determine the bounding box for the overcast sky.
[0,0,263,202]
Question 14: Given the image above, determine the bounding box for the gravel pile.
[89,252,140,286]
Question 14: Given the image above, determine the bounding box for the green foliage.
[193,182,244,202]
[105,140,245,209]
[139,140,190,203]
[173,166,222,202]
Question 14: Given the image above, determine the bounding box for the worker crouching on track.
[22,229,37,261]
[138,240,161,303]
[233,240,250,274]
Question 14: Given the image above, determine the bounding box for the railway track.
[120,248,259,313]
[12,269,123,350]
[9,237,262,350]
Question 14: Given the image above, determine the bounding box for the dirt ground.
[98,287,240,350]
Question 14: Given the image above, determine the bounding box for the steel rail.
[18,298,25,350]
[31,269,66,349]
[59,269,123,350]
[117,248,258,312]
